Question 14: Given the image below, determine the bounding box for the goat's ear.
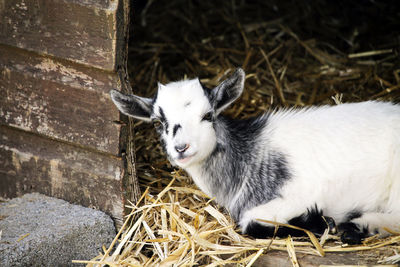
[110,90,153,122]
[210,68,245,115]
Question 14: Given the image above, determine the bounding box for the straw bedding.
[81,0,400,266]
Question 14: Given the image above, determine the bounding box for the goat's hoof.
[338,222,364,245]
[244,221,275,239]
[340,230,363,245]
[323,216,337,234]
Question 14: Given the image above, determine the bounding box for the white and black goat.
[111,68,400,244]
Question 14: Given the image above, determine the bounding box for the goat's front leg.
[240,197,332,239]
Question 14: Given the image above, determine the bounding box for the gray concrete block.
[0,193,116,267]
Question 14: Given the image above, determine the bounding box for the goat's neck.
[185,116,257,209]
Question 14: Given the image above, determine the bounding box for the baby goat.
[111,68,400,244]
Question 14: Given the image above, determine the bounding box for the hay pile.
[77,177,400,266]
[81,0,400,266]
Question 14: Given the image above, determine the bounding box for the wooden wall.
[0,0,139,226]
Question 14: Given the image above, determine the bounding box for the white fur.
[111,70,400,238]
[155,81,400,234]
[154,79,217,170]
[241,102,400,234]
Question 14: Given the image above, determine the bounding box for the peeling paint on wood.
[0,45,118,93]
[0,0,138,228]
[0,126,125,224]
[0,46,121,155]
[0,0,118,70]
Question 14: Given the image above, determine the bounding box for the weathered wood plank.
[253,250,393,267]
[0,45,121,155]
[0,126,125,225]
[114,0,142,210]
[0,0,118,70]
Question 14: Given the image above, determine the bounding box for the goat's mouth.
[175,153,196,165]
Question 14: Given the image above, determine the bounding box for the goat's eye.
[153,119,162,128]
[202,112,213,122]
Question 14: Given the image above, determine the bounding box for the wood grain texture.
[0,0,118,70]
[0,45,121,155]
[253,250,390,267]
[114,0,142,209]
[0,0,139,228]
[0,126,125,225]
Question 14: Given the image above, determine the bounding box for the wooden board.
[0,45,121,155]
[0,0,118,71]
[0,126,125,225]
[253,250,395,267]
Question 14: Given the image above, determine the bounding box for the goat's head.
[110,68,245,168]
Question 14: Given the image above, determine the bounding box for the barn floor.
[88,0,400,266]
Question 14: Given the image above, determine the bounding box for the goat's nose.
[175,144,190,153]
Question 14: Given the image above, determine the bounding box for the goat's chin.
[175,158,192,167]
[174,155,196,168]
